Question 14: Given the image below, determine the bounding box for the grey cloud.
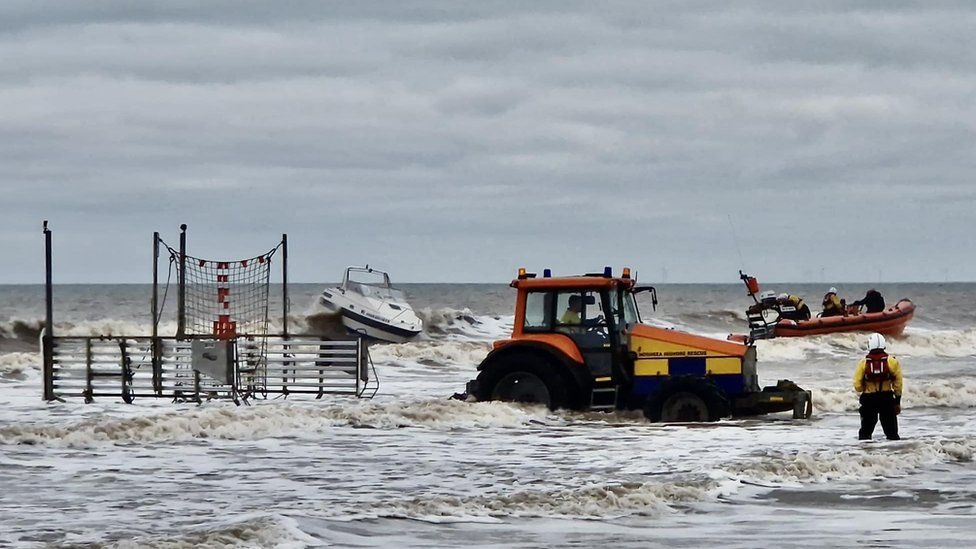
[1,2,974,284]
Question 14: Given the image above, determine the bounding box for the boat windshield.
[342,268,408,301]
[346,282,406,301]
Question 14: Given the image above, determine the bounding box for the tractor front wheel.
[644,377,730,423]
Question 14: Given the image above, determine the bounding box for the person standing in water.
[853,333,903,440]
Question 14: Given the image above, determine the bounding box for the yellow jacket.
[853,355,903,395]
[560,310,581,325]
[784,295,805,309]
[822,293,843,313]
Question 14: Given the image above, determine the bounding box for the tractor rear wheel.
[474,353,570,410]
[644,377,730,423]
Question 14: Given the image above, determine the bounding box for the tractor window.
[555,291,607,328]
[523,291,551,330]
[608,289,639,328]
[619,290,640,326]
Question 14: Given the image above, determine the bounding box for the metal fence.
[45,334,378,404]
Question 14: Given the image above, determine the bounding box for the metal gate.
[44,334,378,404]
[40,222,379,404]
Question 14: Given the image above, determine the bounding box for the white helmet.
[867,333,886,351]
[759,290,776,301]
[828,287,838,294]
[778,293,789,301]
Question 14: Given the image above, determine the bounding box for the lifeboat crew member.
[776,293,811,321]
[747,290,778,315]
[821,287,845,317]
[851,289,886,313]
[853,333,903,440]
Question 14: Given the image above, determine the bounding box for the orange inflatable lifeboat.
[772,299,915,338]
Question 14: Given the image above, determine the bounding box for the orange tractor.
[465,268,812,421]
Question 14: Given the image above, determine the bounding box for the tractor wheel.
[643,377,730,423]
[473,354,570,410]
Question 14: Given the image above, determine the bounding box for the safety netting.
[157,238,281,339]
[157,238,282,399]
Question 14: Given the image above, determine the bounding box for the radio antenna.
[727,214,746,269]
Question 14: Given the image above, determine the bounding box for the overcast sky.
[1,1,974,284]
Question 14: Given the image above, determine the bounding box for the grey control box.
[191,339,234,384]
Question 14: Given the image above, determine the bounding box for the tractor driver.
[559,294,605,328]
[560,295,583,325]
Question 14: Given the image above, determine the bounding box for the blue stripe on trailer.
[667,357,706,376]
[631,373,745,398]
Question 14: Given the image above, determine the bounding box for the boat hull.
[340,309,422,343]
[315,284,423,344]
[773,299,915,338]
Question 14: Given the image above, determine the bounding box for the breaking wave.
[663,308,749,328]
[416,307,512,340]
[364,480,716,522]
[0,399,551,447]
[724,436,975,485]
[340,435,976,522]
[0,308,512,347]
[755,328,976,361]
[0,318,42,340]
[370,340,491,367]
[0,352,40,380]
[87,514,317,549]
[812,379,976,413]
[294,311,348,340]
[0,319,43,352]
[0,318,182,343]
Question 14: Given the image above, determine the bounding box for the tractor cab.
[510,268,644,395]
[465,267,812,422]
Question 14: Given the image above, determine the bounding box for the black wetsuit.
[852,291,885,313]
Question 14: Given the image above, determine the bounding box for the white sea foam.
[0,352,40,380]
[723,436,975,485]
[666,308,749,327]
[106,514,320,549]
[0,399,550,447]
[811,379,976,413]
[366,480,717,521]
[355,436,976,522]
[416,308,512,340]
[755,328,976,361]
[0,318,43,339]
[886,328,976,358]
[370,340,491,367]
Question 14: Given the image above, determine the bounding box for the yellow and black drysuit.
[778,295,811,321]
[821,293,844,317]
[853,352,903,440]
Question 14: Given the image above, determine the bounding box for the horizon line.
[1,280,973,286]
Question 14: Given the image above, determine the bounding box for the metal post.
[42,221,55,401]
[151,231,162,394]
[281,233,289,337]
[177,224,187,339]
[84,339,93,403]
[120,340,133,404]
[357,338,364,397]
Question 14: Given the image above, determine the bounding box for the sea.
[1,282,974,548]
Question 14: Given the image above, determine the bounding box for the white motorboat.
[316,266,423,343]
